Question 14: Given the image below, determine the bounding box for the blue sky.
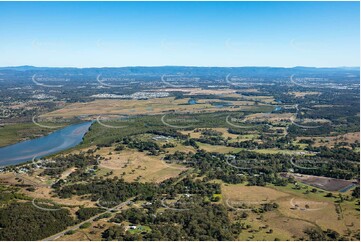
[0,1,359,67]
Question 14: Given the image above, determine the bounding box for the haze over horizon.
[0,1,359,67]
[1,65,360,69]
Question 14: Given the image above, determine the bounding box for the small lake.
[0,121,92,167]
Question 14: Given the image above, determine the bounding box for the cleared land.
[0,172,94,208]
[289,91,321,97]
[297,132,360,149]
[222,183,359,240]
[95,147,186,183]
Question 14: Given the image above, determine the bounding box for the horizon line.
[1,65,360,69]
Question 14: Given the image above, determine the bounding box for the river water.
[0,121,92,167]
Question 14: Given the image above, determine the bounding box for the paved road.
[42,197,135,241]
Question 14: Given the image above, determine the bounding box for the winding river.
[0,121,92,167]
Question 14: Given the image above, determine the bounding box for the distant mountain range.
[0,66,359,78]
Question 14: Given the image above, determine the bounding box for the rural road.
[42,197,135,241]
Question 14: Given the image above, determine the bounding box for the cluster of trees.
[55,175,221,208]
[121,137,162,155]
[75,207,105,221]
[183,128,302,151]
[38,153,98,177]
[56,177,158,204]
[0,202,74,240]
[164,148,359,183]
[316,146,360,162]
[160,177,221,196]
[103,204,241,241]
[303,227,352,241]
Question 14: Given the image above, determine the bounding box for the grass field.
[222,183,360,240]
[55,220,115,241]
[95,147,186,183]
[0,172,95,208]
[196,142,244,153]
[196,142,313,155]
[40,96,274,120]
[289,91,321,97]
[296,132,360,149]
[180,127,258,142]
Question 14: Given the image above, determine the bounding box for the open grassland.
[223,184,289,201]
[95,147,186,183]
[197,142,243,153]
[55,219,115,241]
[270,184,360,235]
[243,112,294,122]
[222,183,360,240]
[289,91,321,97]
[40,96,274,120]
[237,210,315,241]
[196,141,313,155]
[0,172,95,208]
[180,127,254,141]
[296,132,360,149]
